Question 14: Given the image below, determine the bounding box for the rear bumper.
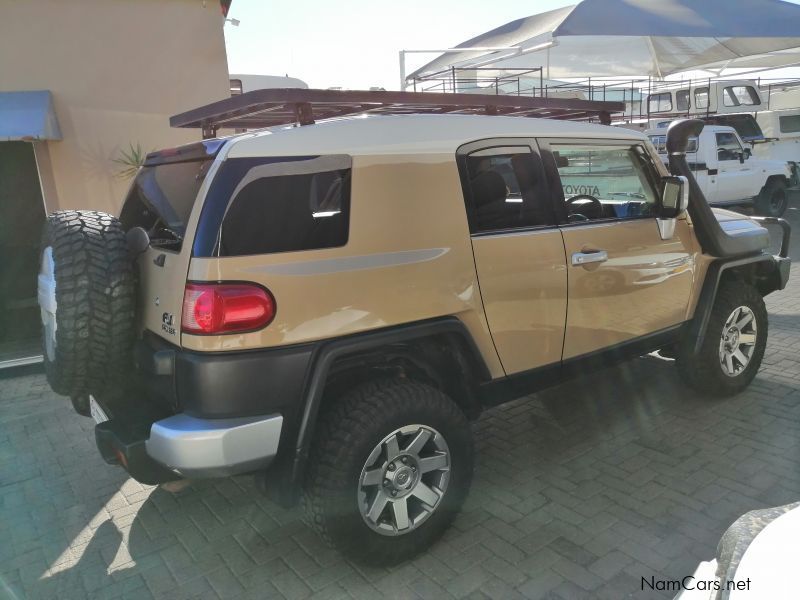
[146,412,283,478]
[96,411,283,482]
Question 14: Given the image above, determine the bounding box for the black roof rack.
[170,88,625,138]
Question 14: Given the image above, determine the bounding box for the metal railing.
[408,71,800,122]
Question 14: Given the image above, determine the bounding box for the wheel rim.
[358,424,450,536]
[770,189,787,214]
[38,246,57,362]
[718,306,757,377]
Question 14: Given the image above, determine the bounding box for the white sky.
[224,0,800,91]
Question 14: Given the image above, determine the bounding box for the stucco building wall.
[0,0,230,214]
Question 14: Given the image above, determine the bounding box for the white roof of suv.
[226,114,647,158]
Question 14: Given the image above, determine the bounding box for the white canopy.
[409,0,800,81]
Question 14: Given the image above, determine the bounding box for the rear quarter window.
[193,155,351,257]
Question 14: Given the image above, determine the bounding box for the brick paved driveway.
[3,209,800,600]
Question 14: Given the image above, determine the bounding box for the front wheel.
[677,281,768,396]
[304,379,473,565]
[755,178,788,217]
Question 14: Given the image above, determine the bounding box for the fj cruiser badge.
[161,312,176,336]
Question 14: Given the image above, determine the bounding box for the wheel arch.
[271,317,490,504]
[763,173,790,190]
[689,254,785,354]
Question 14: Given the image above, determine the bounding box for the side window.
[648,135,667,154]
[648,93,673,113]
[715,132,744,161]
[723,85,759,107]
[463,146,552,233]
[549,143,659,222]
[210,155,351,256]
[676,89,690,111]
[694,87,710,110]
[779,115,800,133]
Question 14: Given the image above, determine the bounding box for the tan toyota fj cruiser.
[37,90,791,565]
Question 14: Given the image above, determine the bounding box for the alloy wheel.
[719,305,757,377]
[358,424,450,536]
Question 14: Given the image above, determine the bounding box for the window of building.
[715,132,744,161]
[462,147,552,233]
[676,89,690,111]
[723,85,759,107]
[648,92,673,113]
[550,143,659,222]
[694,87,710,110]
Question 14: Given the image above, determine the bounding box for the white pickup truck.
[646,124,793,217]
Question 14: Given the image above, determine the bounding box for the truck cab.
[647,124,792,216]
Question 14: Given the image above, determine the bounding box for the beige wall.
[0,0,230,214]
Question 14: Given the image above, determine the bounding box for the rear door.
[458,139,567,375]
[119,156,216,345]
[538,138,694,359]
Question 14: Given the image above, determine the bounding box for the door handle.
[571,250,608,266]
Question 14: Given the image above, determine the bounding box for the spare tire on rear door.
[38,210,137,397]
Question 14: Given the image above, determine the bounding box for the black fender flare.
[688,253,788,354]
[280,317,490,499]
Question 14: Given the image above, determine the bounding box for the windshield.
[120,159,212,251]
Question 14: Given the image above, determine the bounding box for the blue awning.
[0,91,62,141]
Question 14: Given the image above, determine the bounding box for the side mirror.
[744,147,752,159]
[738,151,745,164]
[660,175,689,218]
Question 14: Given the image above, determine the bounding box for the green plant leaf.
[112,142,147,179]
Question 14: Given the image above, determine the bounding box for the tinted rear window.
[120,159,212,251]
[193,155,351,257]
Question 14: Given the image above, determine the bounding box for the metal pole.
[539,68,543,98]
[451,66,456,93]
[399,51,406,91]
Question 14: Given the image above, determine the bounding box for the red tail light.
[181,283,275,334]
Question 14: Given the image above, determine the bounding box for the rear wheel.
[38,210,136,398]
[677,281,767,396]
[755,178,788,217]
[304,379,473,565]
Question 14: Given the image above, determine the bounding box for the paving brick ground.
[2,208,800,600]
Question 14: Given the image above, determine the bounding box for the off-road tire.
[755,178,788,218]
[676,281,767,397]
[304,379,473,565]
[40,211,137,397]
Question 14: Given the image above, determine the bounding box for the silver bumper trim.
[146,413,283,478]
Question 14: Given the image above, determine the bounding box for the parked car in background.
[647,124,794,216]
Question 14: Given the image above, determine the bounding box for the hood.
[711,208,770,243]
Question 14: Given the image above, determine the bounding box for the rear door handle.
[571,250,608,266]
